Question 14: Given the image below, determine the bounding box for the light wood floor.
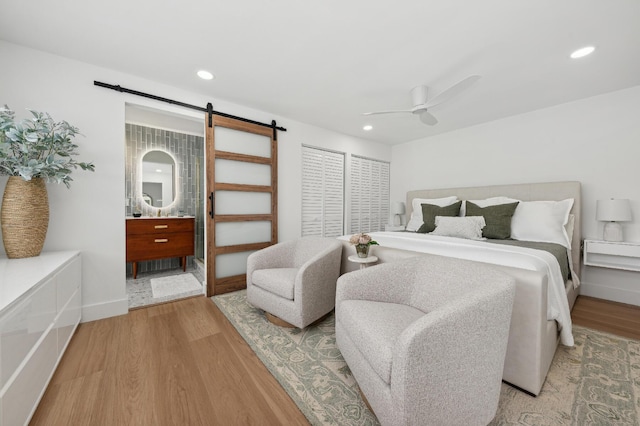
[31,294,640,425]
[31,296,309,426]
[571,295,640,340]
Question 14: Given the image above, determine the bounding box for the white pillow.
[431,216,486,240]
[565,214,575,246]
[406,196,458,232]
[460,196,519,216]
[510,199,574,248]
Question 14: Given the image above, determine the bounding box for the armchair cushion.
[252,268,299,300]
[339,300,424,385]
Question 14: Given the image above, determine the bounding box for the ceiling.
[1,1,639,145]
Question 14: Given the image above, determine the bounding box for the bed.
[338,181,581,396]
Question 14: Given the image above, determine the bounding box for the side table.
[348,255,379,270]
[583,239,640,272]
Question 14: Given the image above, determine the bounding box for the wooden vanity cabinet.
[126,217,195,279]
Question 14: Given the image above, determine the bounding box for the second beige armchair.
[336,255,516,426]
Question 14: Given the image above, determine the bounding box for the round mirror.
[141,150,176,207]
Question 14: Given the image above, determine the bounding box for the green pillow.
[465,201,519,239]
[416,201,462,233]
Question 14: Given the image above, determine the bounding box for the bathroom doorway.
[124,104,206,309]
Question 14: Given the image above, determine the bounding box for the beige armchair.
[246,237,342,329]
[336,255,515,426]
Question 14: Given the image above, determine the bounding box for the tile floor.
[126,261,205,309]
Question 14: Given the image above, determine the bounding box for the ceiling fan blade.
[424,75,481,108]
[362,109,413,116]
[419,111,438,125]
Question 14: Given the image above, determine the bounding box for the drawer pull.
[154,225,169,229]
[155,239,169,243]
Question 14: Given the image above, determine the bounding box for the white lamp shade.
[392,202,405,215]
[596,199,632,222]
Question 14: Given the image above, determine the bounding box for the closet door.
[205,115,277,295]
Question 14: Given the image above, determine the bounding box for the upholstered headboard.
[406,181,582,279]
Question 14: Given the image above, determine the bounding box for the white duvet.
[339,231,574,346]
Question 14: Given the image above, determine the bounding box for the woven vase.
[1,176,49,258]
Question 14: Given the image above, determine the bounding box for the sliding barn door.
[205,115,277,295]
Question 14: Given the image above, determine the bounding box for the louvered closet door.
[301,146,344,237]
[350,155,390,233]
[205,116,277,295]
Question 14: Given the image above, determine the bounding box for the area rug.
[150,273,202,299]
[212,290,640,426]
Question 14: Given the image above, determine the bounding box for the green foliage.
[0,106,95,188]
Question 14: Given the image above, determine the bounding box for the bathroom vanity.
[126,217,195,279]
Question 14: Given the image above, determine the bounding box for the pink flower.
[349,233,377,246]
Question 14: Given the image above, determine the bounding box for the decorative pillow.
[416,201,462,233]
[406,196,458,231]
[465,201,519,239]
[460,196,519,216]
[510,199,574,248]
[431,216,486,240]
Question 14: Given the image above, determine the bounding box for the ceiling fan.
[362,75,481,125]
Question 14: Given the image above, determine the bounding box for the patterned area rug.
[212,290,640,426]
[150,272,202,299]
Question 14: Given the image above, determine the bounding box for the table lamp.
[392,202,405,226]
[596,199,632,242]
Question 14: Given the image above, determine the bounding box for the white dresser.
[0,251,81,426]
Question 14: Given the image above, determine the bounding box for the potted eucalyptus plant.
[0,106,95,258]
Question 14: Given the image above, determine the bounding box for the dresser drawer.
[56,287,81,356]
[126,218,194,236]
[1,328,57,426]
[56,254,81,313]
[126,232,194,262]
[0,278,56,388]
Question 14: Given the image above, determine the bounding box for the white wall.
[391,85,640,306]
[0,40,391,321]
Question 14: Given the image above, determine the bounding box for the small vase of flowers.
[349,233,379,258]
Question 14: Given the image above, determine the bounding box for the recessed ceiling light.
[156,169,163,173]
[197,70,214,80]
[570,46,595,59]
[363,125,373,131]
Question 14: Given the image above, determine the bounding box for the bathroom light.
[570,46,595,59]
[197,70,214,80]
[363,125,373,131]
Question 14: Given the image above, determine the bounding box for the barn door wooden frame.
[205,114,279,296]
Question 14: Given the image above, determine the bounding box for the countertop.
[126,216,195,220]
[0,250,80,313]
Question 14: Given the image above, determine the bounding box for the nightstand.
[583,239,640,272]
[385,224,406,232]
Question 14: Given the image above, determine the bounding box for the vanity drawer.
[126,232,194,262]
[126,218,194,236]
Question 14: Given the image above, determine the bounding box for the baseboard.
[81,297,129,322]
[579,282,640,307]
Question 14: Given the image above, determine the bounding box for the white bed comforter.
[339,232,574,346]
